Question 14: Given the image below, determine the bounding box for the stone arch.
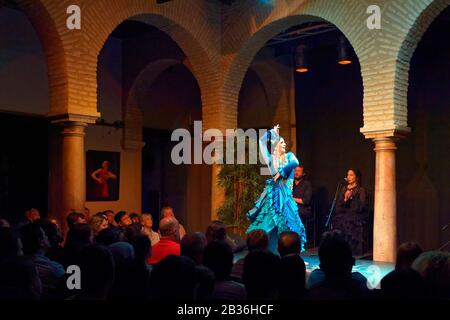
[222,0,369,130]
[395,0,450,123]
[5,0,68,117]
[82,0,216,120]
[246,61,295,149]
[124,58,187,150]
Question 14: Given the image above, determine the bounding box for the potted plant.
[217,137,265,237]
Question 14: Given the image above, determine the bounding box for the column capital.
[373,137,397,152]
[360,126,410,141]
[49,113,99,125]
[58,122,88,138]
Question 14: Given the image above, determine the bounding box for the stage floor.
[302,249,394,289]
[234,248,394,289]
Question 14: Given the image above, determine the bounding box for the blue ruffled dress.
[246,129,307,253]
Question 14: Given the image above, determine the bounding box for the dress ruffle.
[247,178,307,252]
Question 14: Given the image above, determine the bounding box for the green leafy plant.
[216,137,266,235]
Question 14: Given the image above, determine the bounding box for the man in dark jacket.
[292,165,313,221]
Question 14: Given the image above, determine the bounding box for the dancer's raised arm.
[259,125,280,176]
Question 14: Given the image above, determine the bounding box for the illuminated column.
[372,137,398,262]
[59,121,87,232]
[51,116,97,234]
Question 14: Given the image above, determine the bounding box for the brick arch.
[124,58,199,150]
[222,0,368,129]
[9,1,68,117]
[395,0,450,118]
[80,0,215,119]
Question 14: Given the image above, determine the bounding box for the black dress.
[332,185,368,256]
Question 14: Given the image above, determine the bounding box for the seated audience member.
[103,210,116,228]
[129,233,153,272]
[195,265,215,301]
[108,241,148,300]
[94,226,123,246]
[160,206,186,239]
[38,219,64,264]
[180,232,214,301]
[305,234,369,300]
[149,255,197,300]
[380,268,426,299]
[307,230,366,289]
[278,231,303,257]
[0,218,10,228]
[19,223,65,293]
[181,232,207,265]
[377,241,425,300]
[395,241,423,271]
[129,213,140,224]
[110,238,151,299]
[123,222,143,241]
[243,250,280,300]
[114,211,132,229]
[26,208,41,224]
[148,217,180,265]
[203,241,246,300]
[0,257,42,300]
[0,226,42,299]
[205,220,239,252]
[66,211,86,230]
[67,244,115,300]
[17,208,41,229]
[411,251,450,299]
[231,229,268,281]
[84,207,91,221]
[279,254,306,300]
[89,213,109,236]
[205,220,226,243]
[0,227,22,262]
[63,223,93,267]
[276,231,307,300]
[141,213,160,246]
[109,241,135,262]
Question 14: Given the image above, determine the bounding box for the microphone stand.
[325,180,344,231]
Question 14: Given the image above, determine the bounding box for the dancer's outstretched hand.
[273,124,280,134]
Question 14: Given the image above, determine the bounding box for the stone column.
[372,137,398,262]
[59,121,87,233]
[362,128,409,263]
[50,115,97,234]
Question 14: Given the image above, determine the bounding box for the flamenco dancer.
[246,125,307,254]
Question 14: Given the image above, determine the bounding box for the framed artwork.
[86,150,120,201]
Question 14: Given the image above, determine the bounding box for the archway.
[398,4,450,251]
[93,17,210,232]
[0,4,51,222]
[235,20,369,250]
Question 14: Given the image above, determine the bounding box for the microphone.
[343,177,348,182]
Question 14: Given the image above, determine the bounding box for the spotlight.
[295,45,309,73]
[338,36,352,65]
